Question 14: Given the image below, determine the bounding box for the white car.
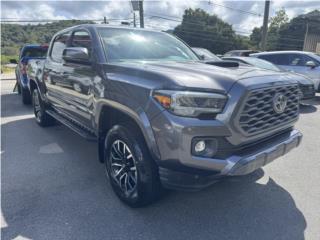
[251,51,320,92]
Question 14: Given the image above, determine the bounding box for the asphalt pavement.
[1,79,320,240]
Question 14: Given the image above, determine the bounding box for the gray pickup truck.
[27,24,302,207]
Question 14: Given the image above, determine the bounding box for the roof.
[57,24,162,34]
[252,50,315,56]
[226,50,256,53]
[223,56,248,60]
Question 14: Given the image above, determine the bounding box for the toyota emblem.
[273,93,287,114]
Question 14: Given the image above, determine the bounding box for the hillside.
[1,20,94,57]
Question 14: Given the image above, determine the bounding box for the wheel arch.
[96,101,160,163]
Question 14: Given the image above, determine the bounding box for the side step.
[46,110,97,142]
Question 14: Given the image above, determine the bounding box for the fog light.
[192,138,218,158]
[194,140,206,152]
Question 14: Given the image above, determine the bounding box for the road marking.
[39,143,64,154]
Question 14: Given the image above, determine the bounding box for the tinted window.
[98,28,198,62]
[71,31,92,56]
[304,54,320,66]
[244,57,281,71]
[288,54,306,66]
[258,55,279,64]
[50,32,70,62]
[192,48,220,61]
[21,47,48,58]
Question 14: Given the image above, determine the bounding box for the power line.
[145,14,254,35]
[0,18,133,23]
[146,14,308,43]
[208,0,262,17]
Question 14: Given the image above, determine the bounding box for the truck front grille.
[238,84,299,135]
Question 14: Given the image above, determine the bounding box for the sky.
[1,0,320,35]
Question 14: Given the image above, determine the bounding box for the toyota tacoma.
[27,25,302,207]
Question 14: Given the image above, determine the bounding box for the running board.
[46,110,97,142]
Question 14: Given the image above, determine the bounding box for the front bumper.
[159,129,302,191]
[299,84,315,100]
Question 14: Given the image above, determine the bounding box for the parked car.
[251,51,320,92]
[222,56,315,100]
[27,25,302,207]
[13,44,48,104]
[224,50,259,57]
[192,47,221,61]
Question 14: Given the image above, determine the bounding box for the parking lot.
[1,79,320,240]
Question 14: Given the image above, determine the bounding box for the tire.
[17,81,21,94]
[104,124,162,207]
[32,89,55,127]
[21,87,31,105]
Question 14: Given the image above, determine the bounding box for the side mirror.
[9,59,18,64]
[62,47,90,64]
[199,54,206,60]
[306,61,316,68]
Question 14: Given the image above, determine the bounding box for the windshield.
[98,28,199,62]
[245,57,281,71]
[22,47,47,58]
[192,48,220,61]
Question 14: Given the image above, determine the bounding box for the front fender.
[95,99,161,161]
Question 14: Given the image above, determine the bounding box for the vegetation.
[173,8,251,54]
[1,9,319,65]
[250,9,320,50]
[1,20,93,74]
[1,20,93,56]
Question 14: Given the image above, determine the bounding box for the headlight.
[153,90,227,117]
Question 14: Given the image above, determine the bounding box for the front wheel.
[32,89,55,127]
[104,124,162,207]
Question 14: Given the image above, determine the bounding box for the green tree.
[266,9,289,50]
[250,27,262,49]
[173,8,251,54]
[277,10,320,50]
[1,20,94,57]
[250,9,320,51]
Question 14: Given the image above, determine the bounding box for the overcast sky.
[1,0,320,35]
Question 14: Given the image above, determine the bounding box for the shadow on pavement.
[299,104,317,114]
[1,116,307,240]
[1,93,33,118]
[301,95,320,107]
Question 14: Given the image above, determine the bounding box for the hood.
[105,61,292,93]
[287,72,315,85]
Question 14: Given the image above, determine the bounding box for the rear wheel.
[104,124,162,207]
[21,87,31,105]
[32,89,55,127]
[17,81,21,94]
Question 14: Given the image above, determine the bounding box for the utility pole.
[139,0,144,28]
[133,12,136,27]
[261,0,270,51]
